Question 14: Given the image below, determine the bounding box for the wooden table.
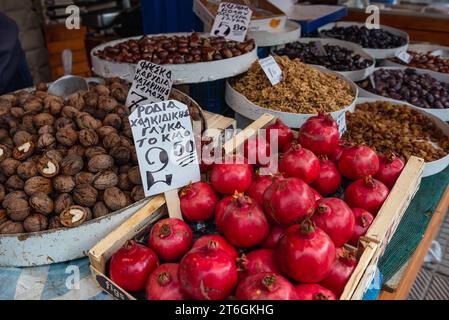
[378,185,449,299]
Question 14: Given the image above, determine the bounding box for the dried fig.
[92,170,119,190]
[5,175,24,191]
[102,132,121,149]
[37,157,60,178]
[6,198,30,221]
[56,126,78,147]
[33,113,55,128]
[54,193,73,215]
[23,213,48,232]
[12,141,35,160]
[30,192,54,215]
[88,154,113,173]
[61,154,84,176]
[103,187,127,211]
[0,220,24,234]
[98,95,118,112]
[79,129,99,147]
[24,176,53,195]
[73,184,98,207]
[103,113,122,129]
[109,146,130,165]
[0,158,20,176]
[37,133,56,150]
[131,185,145,202]
[76,112,101,130]
[53,175,75,193]
[13,131,33,146]
[85,146,107,159]
[17,161,38,180]
[60,205,88,227]
[48,216,63,229]
[0,144,12,162]
[93,201,110,218]
[75,172,94,185]
[128,166,142,185]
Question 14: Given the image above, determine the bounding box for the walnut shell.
[83,91,98,108]
[23,213,48,232]
[118,173,133,191]
[0,208,6,224]
[88,154,114,173]
[54,193,73,215]
[12,141,35,160]
[17,161,38,180]
[60,205,88,227]
[56,127,78,147]
[37,133,56,150]
[5,175,24,191]
[67,145,86,157]
[98,95,118,112]
[13,131,33,146]
[0,144,12,162]
[53,175,75,193]
[85,146,107,159]
[23,99,43,113]
[131,185,145,202]
[103,113,122,129]
[102,132,121,150]
[92,170,119,190]
[95,84,110,96]
[73,184,98,207]
[55,117,75,130]
[103,187,127,211]
[0,220,24,234]
[48,216,63,229]
[61,154,84,176]
[128,166,142,185]
[93,201,110,218]
[29,192,54,215]
[44,149,63,164]
[0,158,21,176]
[61,106,80,119]
[6,198,30,221]
[49,100,63,115]
[37,157,60,177]
[0,184,5,203]
[2,191,27,208]
[38,125,56,136]
[109,146,131,165]
[33,113,55,128]
[79,129,99,147]
[75,171,94,185]
[76,112,101,130]
[97,126,117,139]
[24,176,53,195]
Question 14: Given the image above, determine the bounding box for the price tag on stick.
[259,55,283,86]
[125,60,173,113]
[210,2,252,42]
[395,51,412,64]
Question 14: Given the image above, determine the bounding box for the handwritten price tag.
[336,112,346,136]
[125,60,173,112]
[128,100,200,197]
[395,51,412,64]
[210,2,252,42]
[259,55,283,86]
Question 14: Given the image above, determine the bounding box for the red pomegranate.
[299,114,339,156]
[320,247,357,298]
[329,140,352,164]
[282,138,299,153]
[179,241,238,300]
[109,241,159,292]
[236,273,297,300]
[261,225,284,249]
[210,159,253,195]
[243,135,272,167]
[279,143,320,184]
[237,249,281,280]
[311,157,342,196]
[199,137,215,173]
[192,234,239,260]
[247,173,273,206]
[295,284,337,300]
[312,198,355,247]
[145,263,189,300]
[276,220,336,283]
[263,177,316,227]
[265,119,294,150]
[179,182,218,221]
[338,146,380,180]
[214,196,233,230]
[345,176,389,215]
[148,218,193,262]
[375,153,405,189]
[220,193,269,248]
[310,187,323,202]
[349,208,374,246]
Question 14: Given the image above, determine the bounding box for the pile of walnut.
[0,78,145,234]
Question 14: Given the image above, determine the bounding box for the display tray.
[318,21,409,60]
[271,37,375,82]
[352,97,449,177]
[357,66,449,121]
[90,33,258,85]
[247,20,301,47]
[225,66,358,129]
[88,113,424,300]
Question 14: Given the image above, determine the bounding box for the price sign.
[210,2,252,42]
[336,112,346,136]
[395,51,412,64]
[313,41,327,56]
[259,55,283,86]
[125,60,173,112]
[128,100,200,197]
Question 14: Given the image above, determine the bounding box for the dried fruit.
[0,144,12,162]
[60,205,89,227]
[12,141,35,160]
[37,157,60,177]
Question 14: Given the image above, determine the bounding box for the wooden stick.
[164,189,183,220]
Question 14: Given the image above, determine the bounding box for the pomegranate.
[247,173,273,206]
[109,241,159,292]
[236,273,297,300]
[179,241,238,300]
[265,119,294,150]
[210,159,253,195]
[349,208,374,246]
[345,176,389,215]
[276,220,336,283]
[320,247,357,297]
[375,153,405,189]
[148,218,193,262]
[311,157,342,196]
[199,137,215,173]
[299,113,339,156]
[237,249,281,280]
[220,193,269,248]
[145,263,189,300]
[263,177,316,227]
[192,234,239,260]
[261,225,284,249]
[279,143,320,184]
[295,284,337,300]
[214,196,233,230]
[338,146,380,180]
[282,138,298,153]
[179,182,218,221]
[310,187,323,202]
[329,140,351,164]
[311,198,355,247]
[243,135,271,167]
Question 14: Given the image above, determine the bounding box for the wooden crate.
[88,113,424,300]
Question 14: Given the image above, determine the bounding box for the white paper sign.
[128,100,201,197]
[125,60,173,112]
[210,2,252,42]
[395,51,412,64]
[336,112,346,136]
[259,55,283,86]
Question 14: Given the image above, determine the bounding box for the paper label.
[128,100,200,197]
[336,112,346,136]
[259,55,283,86]
[395,51,412,64]
[369,74,376,90]
[210,2,252,42]
[125,60,173,112]
[96,275,130,300]
[313,41,327,56]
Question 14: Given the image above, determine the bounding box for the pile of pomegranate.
[108,115,405,300]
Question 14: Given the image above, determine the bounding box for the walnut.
[61,154,84,176]
[92,170,119,190]
[54,193,73,215]
[2,190,27,208]
[73,184,98,207]
[23,99,43,114]
[37,157,60,177]
[67,145,86,157]
[5,175,24,191]
[44,149,63,164]
[33,113,55,128]
[131,185,145,202]
[95,84,110,96]
[0,208,6,224]
[103,113,122,129]
[98,95,118,112]
[110,84,128,103]
[0,158,21,176]
[61,106,80,119]
[38,125,55,136]
[53,175,75,193]
[17,161,38,180]
[12,141,35,160]
[79,129,99,147]
[60,205,88,227]
[103,187,127,211]
[85,146,107,159]
[83,91,98,108]
[29,192,54,215]
[93,201,110,218]
[1,94,17,105]
[6,198,30,221]
[76,112,101,130]
[84,106,107,121]
[128,166,142,185]
[119,136,133,148]
[102,132,121,149]
[48,99,63,115]
[0,144,12,162]
[24,176,53,195]
[67,92,85,110]
[0,220,24,234]
[13,130,34,146]
[23,213,48,232]
[10,107,25,118]
[130,146,138,163]
[36,82,48,91]
[55,117,75,130]
[48,216,63,229]
[56,126,78,147]
[97,126,117,139]
[109,146,130,165]
[75,171,94,185]
[37,133,56,150]
[122,121,133,138]
[88,154,113,173]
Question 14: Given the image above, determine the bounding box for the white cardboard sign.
[125,60,173,112]
[128,100,201,197]
[336,111,346,136]
[259,55,283,86]
[395,51,412,64]
[210,2,252,42]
